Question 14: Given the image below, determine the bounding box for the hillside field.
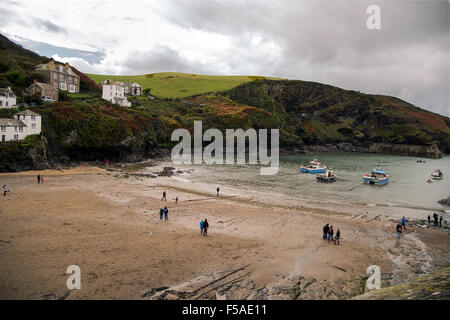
[86,72,282,98]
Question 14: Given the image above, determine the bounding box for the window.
[5,102,8,107]
[19,127,23,132]
[32,123,36,128]
[2,135,5,142]
[14,134,18,140]
[15,126,18,132]
[0,126,5,132]
[31,115,36,120]
[0,101,2,106]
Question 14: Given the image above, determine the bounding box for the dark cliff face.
[226,80,450,152]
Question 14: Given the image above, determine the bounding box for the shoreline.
[0,165,449,299]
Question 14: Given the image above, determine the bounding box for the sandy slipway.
[0,164,449,299]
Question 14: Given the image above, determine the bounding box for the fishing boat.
[363,167,389,186]
[316,170,336,183]
[431,169,443,180]
[300,159,327,173]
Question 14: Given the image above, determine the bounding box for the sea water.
[173,152,450,220]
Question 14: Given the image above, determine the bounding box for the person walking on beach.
[163,206,168,221]
[200,220,204,235]
[427,215,431,226]
[433,213,438,227]
[216,187,220,197]
[3,185,8,197]
[323,223,329,240]
[159,208,164,220]
[37,174,40,184]
[396,223,402,239]
[161,191,167,201]
[175,197,178,204]
[334,229,341,245]
[401,216,406,231]
[439,216,443,228]
[203,219,209,236]
[328,225,334,243]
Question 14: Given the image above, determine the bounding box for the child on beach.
[3,185,8,196]
[159,208,164,220]
[203,219,209,236]
[328,225,334,243]
[334,229,340,245]
[175,197,178,204]
[200,220,204,235]
[401,216,406,231]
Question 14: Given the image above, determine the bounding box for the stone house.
[27,80,59,102]
[34,58,80,93]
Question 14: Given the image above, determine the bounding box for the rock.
[158,167,175,177]
[438,196,450,206]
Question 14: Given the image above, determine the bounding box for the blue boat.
[316,170,336,183]
[300,159,327,173]
[363,167,389,186]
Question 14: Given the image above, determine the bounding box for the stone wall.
[369,143,442,158]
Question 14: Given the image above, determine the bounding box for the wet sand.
[0,165,449,299]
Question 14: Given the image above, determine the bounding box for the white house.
[100,80,132,107]
[0,110,41,142]
[124,82,143,96]
[0,87,17,109]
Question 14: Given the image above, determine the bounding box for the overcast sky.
[1,0,449,116]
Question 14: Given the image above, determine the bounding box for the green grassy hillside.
[86,72,281,98]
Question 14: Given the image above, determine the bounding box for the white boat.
[431,169,443,180]
[363,167,389,186]
[316,170,336,183]
[300,159,327,174]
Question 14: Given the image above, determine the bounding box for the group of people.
[322,223,340,245]
[428,213,443,228]
[159,206,169,221]
[200,219,209,236]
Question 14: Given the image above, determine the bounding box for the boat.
[417,159,426,163]
[316,170,336,183]
[363,167,390,186]
[300,159,327,173]
[431,169,443,180]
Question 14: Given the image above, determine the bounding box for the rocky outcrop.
[352,267,450,300]
[438,196,450,206]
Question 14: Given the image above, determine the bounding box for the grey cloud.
[155,0,449,116]
[122,46,211,75]
[34,18,67,34]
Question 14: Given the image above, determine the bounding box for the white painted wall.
[0,93,17,109]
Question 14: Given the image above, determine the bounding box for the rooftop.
[15,109,40,116]
[0,119,26,127]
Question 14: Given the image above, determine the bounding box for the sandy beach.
[0,163,449,300]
